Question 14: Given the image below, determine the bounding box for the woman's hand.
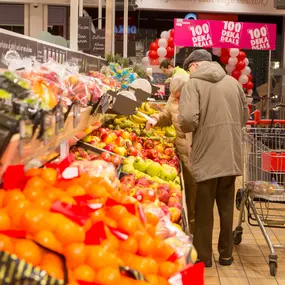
[145,117,158,130]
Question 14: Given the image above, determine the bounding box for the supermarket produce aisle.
[205,178,285,285]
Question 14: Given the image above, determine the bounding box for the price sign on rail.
[174,19,276,50]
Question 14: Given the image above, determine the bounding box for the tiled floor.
[205,178,285,285]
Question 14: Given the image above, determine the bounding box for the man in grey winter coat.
[178,49,249,268]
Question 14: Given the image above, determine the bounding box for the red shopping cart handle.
[247,110,285,125]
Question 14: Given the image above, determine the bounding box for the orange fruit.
[25,168,43,177]
[73,265,96,282]
[33,197,51,210]
[41,168,57,185]
[145,212,159,226]
[86,246,122,270]
[41,263,64,280]
[64,243,86,269]
[91,209,105,223]
[153,239,175,261]
[95,267,121,285]
[45,187,64,202]
[3,190,25,207]
[22,208,51,234]
[101,233,120,251]
[23,187,44,201]
[0,212,11,231]
[88,184,109,197]
[34,231,63,253]
[145,274,159,285]
[119,276,133,285]
[41,252,63,268]
[102,217,117,228]
[146,258,159,275]
[0,191,6,208]
[6,200,31,228]
[0,234,14,253]
[107,205,128,220]
[119,236,138,254]
[25,176,46,190]
[54,216,85,246]
[118,217,138,235]
[66,185,85,197]
[145,224,156,238]
[158,261,178,279]
[59,196,77,205]
[137,234,155,257]
[14,239,42,266]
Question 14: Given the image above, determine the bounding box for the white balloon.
[225,64,235,74]
[212,48,222,57]
[160,31,170,40]
[229,48,240,58]
[239,74,249,85]
[157,47,167,58]
[228,57,238,66]
[142,57,150,65]
[241,66,251,75]
[176,47,180,54]
[247,89,253,95]
[146,51,149,57]
[244,58,249,66]
[158,38,168,48]
[247,96,253,104]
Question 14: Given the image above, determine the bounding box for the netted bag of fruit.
[0,233,67,284]
[21,60,67,110]
[71,160,120,189]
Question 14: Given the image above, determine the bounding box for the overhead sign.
[174,19,277,50]
[137,0,284,15]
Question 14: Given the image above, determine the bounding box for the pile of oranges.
[0,167,184,285]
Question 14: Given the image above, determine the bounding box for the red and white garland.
[212,48,254,96]
[142,29,182,66]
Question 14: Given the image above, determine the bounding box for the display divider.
[0,28,106,73]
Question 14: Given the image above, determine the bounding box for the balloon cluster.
[212,48,253,96]
[142,29,182,66]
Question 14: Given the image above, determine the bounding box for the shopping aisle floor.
[204,178,285,285]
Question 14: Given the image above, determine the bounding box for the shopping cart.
[233,109,285,277]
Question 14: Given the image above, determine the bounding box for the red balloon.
[248,74,253,82]
[221,48,230,56]
[169,29,175,37]
[236,60,246,71]
[238,51,246,61]
[150,42,159,51]
[232,69,241,80]
[166,46,174,58]
[149,50,158,59]
[245,81,254,90]
[168,37,174,48]
[150,59,160,65]
[220,55,230,65]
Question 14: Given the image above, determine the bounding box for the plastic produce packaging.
[248,180,285,195]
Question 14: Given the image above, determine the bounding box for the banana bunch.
[128,112,147,124]
[137,102,157,116]
[163,125,176,138]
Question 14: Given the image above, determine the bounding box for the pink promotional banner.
[174,19,277,50]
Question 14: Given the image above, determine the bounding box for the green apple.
[123,156,136,165]
[146,162,162,177]
[174,176,181,185]
[134,170,145,178]
[114,146,127,156]
[133,157,150,172]
[160,164,178,181]
[168,181,181,190]
[151,176,165,184]
[122,164,135,173]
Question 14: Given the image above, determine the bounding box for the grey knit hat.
[183,49,212,70]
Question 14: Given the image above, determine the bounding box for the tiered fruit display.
[0,166,196,285]
[119,174,182,224]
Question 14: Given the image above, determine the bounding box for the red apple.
[157,188,170,204]
[133,142,143,152]
[136,137,144,145]
[133,189,144,202]
[104,143,115,152]
[153,158,161,164]
[164,148,175,157]
[126,146,139,157]
[101,133,116,144]
[155,144,164,154]
[114,130,123,137]
[144,139,154,150]
[149,149,158,159]
[100,151,112,162]
[136,177,151,187]
[114,136,126,147]
[99,128,108,135]
[112,155,122,166]
[129,132,137,142]
[143,188,156,203]
[120,174,136,187]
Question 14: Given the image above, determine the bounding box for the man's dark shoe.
[219,257,234,266]
[197,260,212,267]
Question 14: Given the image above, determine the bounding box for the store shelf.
[0,107,103,177]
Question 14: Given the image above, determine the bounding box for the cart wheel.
[235,189,244,211]
[233,228,243,245]
[269,261,277,276]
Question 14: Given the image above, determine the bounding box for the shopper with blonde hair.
[146,74,196,234]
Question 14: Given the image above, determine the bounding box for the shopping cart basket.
[233,120,285,276]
